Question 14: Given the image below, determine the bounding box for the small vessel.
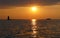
[46,18,51,20]
[7,16,10,20]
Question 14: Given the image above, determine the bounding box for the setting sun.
[31,6,37,12]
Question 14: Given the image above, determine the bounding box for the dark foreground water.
[0,19,60,38]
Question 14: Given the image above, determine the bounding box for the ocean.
[0,19,60,38]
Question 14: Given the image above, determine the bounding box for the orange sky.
[0,5,60,19]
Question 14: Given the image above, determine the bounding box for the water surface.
[0,19,60,38]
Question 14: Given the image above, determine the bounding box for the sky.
[0,0,60,19]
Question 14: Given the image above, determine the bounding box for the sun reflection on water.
[32,19,36,25]
[31,19,38,38]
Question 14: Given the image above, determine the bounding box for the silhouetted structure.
[46,18,51,20]
[8,16,10,20]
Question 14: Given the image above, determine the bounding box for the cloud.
[0,0,60,7]
[38,0,60,6]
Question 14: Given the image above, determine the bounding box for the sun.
[31,6,37,12]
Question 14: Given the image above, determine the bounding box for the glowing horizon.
[0,5,60,19]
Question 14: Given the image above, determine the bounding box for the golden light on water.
[32,19,37,37]
[32,19,36,22]
[32,25,37,30]
[32,19,36,25]
[33,31,37,34]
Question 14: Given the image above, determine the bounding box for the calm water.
[0,19,60,38]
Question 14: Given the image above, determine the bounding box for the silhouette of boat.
[7,16,10,20]
[46,18,51,20]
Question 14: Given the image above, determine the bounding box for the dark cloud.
[38,0,60,5]
[0,0,60,7]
